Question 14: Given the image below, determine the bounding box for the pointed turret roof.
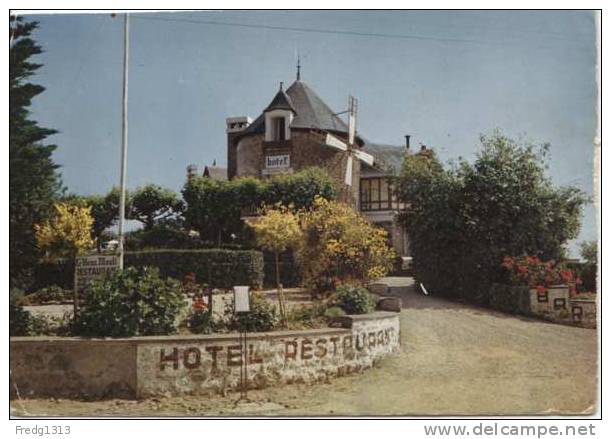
[242,80,353,138]
[264,82,296,113]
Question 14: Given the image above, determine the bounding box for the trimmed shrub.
[32,259,74,291]
[332,284,376,315]
[10,303,30,336]
[226,292,277,332]
[77,266,187,337]
[286,302,327,329]
[488,283,531,315]
[187,310,214,334]
[10,288,29,336]
[26,313,73,336]
[19,285,73,305]
[125,249,264,289]
[263,251,301,288]
[125,224,201,251]
[323,306,346,319]
[31,249,264,292]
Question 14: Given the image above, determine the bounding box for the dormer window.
[263,82,296,142]
[272,117,286,141]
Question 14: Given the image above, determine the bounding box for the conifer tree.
[10,16,62,289]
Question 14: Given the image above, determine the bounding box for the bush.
[125,249,264,289]
[226,292,278,332]
[323,306,346,319]
[187,310,213,334]
[31,249,265,291]
[182,167,336,245]
[488,283,531,315]
[286,302,327,329]
[19,285,73,305]
[297,197,395,288]
[32,259,74,291]
[263,251,301,288]
[26,313,73,336]
[10,288,29,336]
[125,224,202,251]
[332,284,376,315]
[396,131,587,301]
[10,303,30,336]
[77,266,187,337]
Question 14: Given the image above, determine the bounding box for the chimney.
[187,164,198,180]
[226,116,252,134]
[405,135,411,150]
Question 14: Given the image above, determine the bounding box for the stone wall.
[10,338,137,399]
[234,130,361,204]
[489,283,597,329]
[10,312,400,399]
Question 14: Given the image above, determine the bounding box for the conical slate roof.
[264,87,296,113]
[242,80,351,136]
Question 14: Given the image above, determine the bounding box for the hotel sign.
[74,254,119,293]
[265,154,290,169]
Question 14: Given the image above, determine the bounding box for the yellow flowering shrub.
[297,196,395,288]
[247,205,302,256]
[35,202,95,259]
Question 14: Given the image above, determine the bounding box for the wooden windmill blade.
[317,95,374,186]
[348,95,357,146]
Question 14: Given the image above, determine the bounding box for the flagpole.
[117,12,129,270]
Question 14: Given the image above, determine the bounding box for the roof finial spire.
[279,81,284,91]
[296,53,301,81]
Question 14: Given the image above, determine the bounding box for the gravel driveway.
[12,281,598,417]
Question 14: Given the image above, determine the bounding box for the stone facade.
[234,130,361,205]
[10,312,400,399]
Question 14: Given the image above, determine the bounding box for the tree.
[182,167,336,246]
[10,16,62,289]
[85,188,121,251]
[35,202,95,316]
[296,196,395,289]
[580,240,597,265]
[579,240,597,293]
[264,166,337,209]
[182,177,247,245]
[396,130,588,302]
[128,184,183,230]
[247,205,302,324]
[34,202,95,259]
[64,188,122,251]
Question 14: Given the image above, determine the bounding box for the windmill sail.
[348,96,357,145]
[345,155,353,186]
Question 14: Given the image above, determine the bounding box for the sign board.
[74,254,119,293]
[233,286,250,313]
[265,154,290,169]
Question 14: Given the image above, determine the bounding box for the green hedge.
[488,283,531,315]
[32,259,74,292]
[124,249,263,289]
[263,251,301,288]
[32,249,264,290]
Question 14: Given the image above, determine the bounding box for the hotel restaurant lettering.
[158,327,396,371]
[74,255,119,293]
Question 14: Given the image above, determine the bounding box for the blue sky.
[24,10,597,254]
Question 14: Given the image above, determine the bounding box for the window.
[360,177,397,211]
[272,117,286,141]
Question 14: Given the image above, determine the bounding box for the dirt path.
[12,286,598,417]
